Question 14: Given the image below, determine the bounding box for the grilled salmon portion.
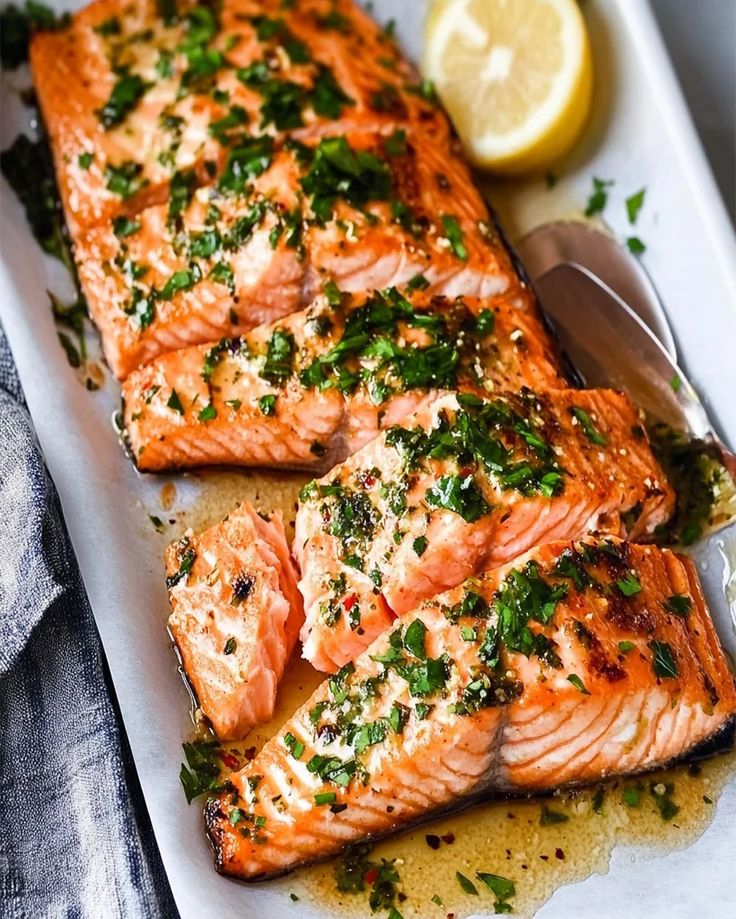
[123,286,565,472]
[76,125,516,378]
[30,0,447,240]
[205,537,736,880]
[166,503,303,741]
[295,389,674,672]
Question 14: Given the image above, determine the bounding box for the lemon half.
[423,0,593,174]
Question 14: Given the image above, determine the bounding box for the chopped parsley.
[567,673,590,695]
[197,403,217,422]
[218,135,274,194]
[571,406,607,445]
[649,640,678,679]
[105,160,146,198]
[625,188,646,224]
[650,781,680,821]
[97,70,149,129]
[1,134,72,264]
[179,740,223,804]
[540,804,569,825]
[441,215,468,260]
[260,328,295,384]
[456,872,478,896]
[616,573,641,596]
[663,594,692,616]
[258,393,277,416]
[0,1,69,70]
[112,216,141,238]
[425,474,490,523]
[584,176,614,217]
[167,389,185,414]
[476,873,516,914]
[300,135,392,222]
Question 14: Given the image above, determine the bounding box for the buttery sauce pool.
[150,467,736,919]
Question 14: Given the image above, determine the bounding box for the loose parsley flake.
[567,673,590,694]
[441,215,468,260]
[425,474,490,523]
[663,594,692,616]
[167,389,185,414]
[616,573,641,596]
[456,872,478,896]
[584,176,614,217]
[540,804,569,825]
[650,640,678,679]
[97,70,149,129]
[625,188,646,224]
[571,406,607,445]
[258,393,277,416]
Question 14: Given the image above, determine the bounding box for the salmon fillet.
[122,286,565,472]
[75,125,517,377]
[165,503,303,741]
[204,537,736,880]
[30,0,447,240]
[295,389,675,671]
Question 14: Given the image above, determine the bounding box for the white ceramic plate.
[1,1,735,916]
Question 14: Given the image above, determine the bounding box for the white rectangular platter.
[1,1,735,916]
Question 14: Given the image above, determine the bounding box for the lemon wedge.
[423,0,593,174]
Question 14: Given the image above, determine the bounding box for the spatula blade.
[535,263,711,438]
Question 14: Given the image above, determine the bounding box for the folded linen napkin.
[0,324,177,919]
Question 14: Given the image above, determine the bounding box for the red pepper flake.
[440,832,455,845]
[343,593,357,612]
[220,752,239,769]
[363,868,378,885]
[425,834,441,850]
[540,854,549,861]
[555,848,565,860]
[243,746,256,761]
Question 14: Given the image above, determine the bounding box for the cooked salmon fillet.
[165,503,303,741]
[30,0,447,240]
[295,389,675,671]
[75,125,517,377]
[123,286,565,472]
[204,537,736,880]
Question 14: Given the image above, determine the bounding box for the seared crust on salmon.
[166,503,303,740]
[295,389,674,671]
[76,126,516,377]
[30,0,447,240]
[204,537,736,880]
[123,286,566,472]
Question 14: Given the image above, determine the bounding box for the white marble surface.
[651,0,735,223]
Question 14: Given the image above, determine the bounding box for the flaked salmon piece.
[75,126,516,377]
[123,286,565,472]
[165,503,303,741]
[30,0,447,240]
[295,389,675,671]
[204,537,736,880]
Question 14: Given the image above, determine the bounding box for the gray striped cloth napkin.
[0,323,177,919]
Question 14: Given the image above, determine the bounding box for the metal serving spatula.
[517,220,677,360]
[534,262,736,478]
